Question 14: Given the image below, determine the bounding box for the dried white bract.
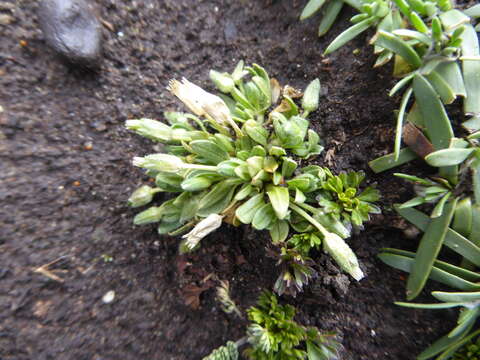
[167,78,241,133]
[182,214,223,250]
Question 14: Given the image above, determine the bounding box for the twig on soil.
[33,255,70,283]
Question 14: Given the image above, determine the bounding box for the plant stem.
[235,337,248,348]
[289,202,329,237]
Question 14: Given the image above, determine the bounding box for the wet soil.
[1,0,458,359]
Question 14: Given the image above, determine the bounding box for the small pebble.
[38,0,102,66]
[73,181,80,186]
[102,290,115,304]
[0,14,14,25]
[84,142,93,150]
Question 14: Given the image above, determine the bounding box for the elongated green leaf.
[395,302,466,309]
[318,0,344,37]
[190,140,229,164]
[461,25,480,115]
[300,0,326,20]
[413,74,453,150]
[266,185,290,220]
[453,197,472,238]
[252,203,276,230]
[425,148,474,167]
[392,29,431,45]
[382,248,480,282]
[374,31,422,68]
[464,4,480,17]
[439,9,470,31]
[324,18,373,55]
[235,193,264,224]
[426,71,456,104]
[406,199,457,300]
[432,291,480,303]
[430,192,451,218]
[436,329,480,360]
[394,87,413,160]
[395,206,480,267]
[417,326,476,360]
[448,308,480,338]
[378,252,480,291]
[368,148,417,173]
[436,62,466,98]
[269,219,289,243]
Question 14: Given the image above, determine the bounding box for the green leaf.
[190,140,230,164]
[235,193,264,224]
[374,31,422,68]
[244,120,269,146]
[417,325,476,360]
[266,185,290,220]
[281,157,298,178]
[435,62,466,98]
[394,302,466,309]
[453,197,472,238]
[252,203,276,230]
[426,71,457,105]
[382,247,480,282]
[394,87,413,161]
[198,179,239,215]
[430,192,451,218]
[461,25,480,115]
[300,0,326,20]
[269,220,289,243]
[368,148,417,173]
[425,148,474,167]
[324,18,373,55]
[181,176,213,192]
[318,0,344,37]
[378,252,480,291]
[406,199,457,300]
[413,74,453,150]
[302,79,321,112]
[432,291,480,303]
[439,9,470,31]
[395,206,480,267]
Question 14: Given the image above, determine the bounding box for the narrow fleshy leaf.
[461,25,480,115]
[395,206,480,267]
[368,148,417,173]
[413,74,453,150]
[425,148,474,167]
[406,199,457,300]
[394,87,413,160]
[318,0,344,37]
[374,31,422,68]
[324,18,373,55]
[432,291,480,303]
[300,0,326,20]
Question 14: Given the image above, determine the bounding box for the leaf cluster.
[127,62,380,285]
[204,291,340,360]
[245,291,340,360]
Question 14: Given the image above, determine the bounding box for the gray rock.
[38,0,102,67]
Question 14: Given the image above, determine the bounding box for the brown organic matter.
[0,0,456,359]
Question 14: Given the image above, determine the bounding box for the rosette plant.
[126,61,380,284]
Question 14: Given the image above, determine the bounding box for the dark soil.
[0,0,458,359]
